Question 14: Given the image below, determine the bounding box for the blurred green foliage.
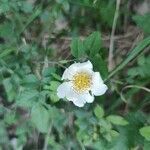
[0,0,150,149]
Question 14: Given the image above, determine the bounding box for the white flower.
[57,60,108,107]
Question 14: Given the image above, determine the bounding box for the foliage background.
[0,0,150,149]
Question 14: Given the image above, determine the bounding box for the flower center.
[72,72,92,93]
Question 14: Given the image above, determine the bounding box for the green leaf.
[48,81,60,103]
[31,104,50,133]
[84,31,101,57]
[133,14,150,34]
[103,133,112,142]
[49,92,60,103]
[144,141,150,150]
[21,1,33,13]
[3,78,16,102]
[106,115,128,126]
[0,22,15,39]
[137,55,145,66]
[99,1,116,27]
[42,67,56,77]
[106,36,150,81]
[110,130,119,137]
[139,126,150,141]
[0,47,17,59]
[16,90,39,108]
[0,1,10,13]
[91,54,108,79]
[21,74,39,88]
[51,73,61,81]
[99,119,112,132]
[94,105,104,119]
[49,81,60,91]
[4,112,16,125]
[71,38,85,58]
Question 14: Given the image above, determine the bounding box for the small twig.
[121,85,150,103]
[43,56,49,69]
[108,0,121,71]
[33,60,68,69]
[110,79,124,85]
[79,140,86,150]
[43,123,53,150]
[44,32,132,42]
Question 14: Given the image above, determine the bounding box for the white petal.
[65,89,86,107]
[57,82,71,98]
[91,72,108,96]
[73,98,85,107]
[81,93,94,103]
[92,72,104,84]
[61,68,69,80]
[79,60,93,70]
[62,61,93,80]
[62,63,78,80]
[92,84,108,96]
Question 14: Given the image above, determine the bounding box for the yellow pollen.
[72,72,92,93]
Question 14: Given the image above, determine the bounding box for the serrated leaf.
[31,104,50,133]
[21,74,39,88]
[49,92,59,103]
[91,54,108,79]
[106,115,128,126]
[42,67,56,77]
[49,81,60,91]
[3,78,16,102]
[71,38,85,58]
[51,73,61,81]
[103,133,112,142]
[110,130,119,137]
[139,126,150,141]
[16,90,39,108]
[84,31,101,57]
[94,105,104,119]
[23,74,38,82]
[99,119,112,131]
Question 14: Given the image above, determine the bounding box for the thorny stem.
[108,0,121,71]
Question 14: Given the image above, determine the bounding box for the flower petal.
[57,82,71,98]
[62,61,93,80]
[92,84,108,96]
[72,98,85,107]
[81,92,94,103]
[79,60,93,70]
[65,89,86,107]
[91,72,108,96]
[62,63,78,80]
[92,72,104,84]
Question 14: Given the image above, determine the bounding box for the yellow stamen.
[72,72,92,93]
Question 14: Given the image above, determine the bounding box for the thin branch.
[43,123,53,150]
[121,85,150,103]
[108,0,121,71]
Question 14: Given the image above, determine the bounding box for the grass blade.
[105,36,150,81]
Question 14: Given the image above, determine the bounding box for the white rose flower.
[57,60,108,107]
